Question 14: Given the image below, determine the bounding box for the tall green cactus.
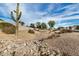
[11,3,22,39]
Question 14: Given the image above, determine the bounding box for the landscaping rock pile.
[0,38,62,56]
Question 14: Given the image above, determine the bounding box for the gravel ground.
[0,30,79,56]
[45,32,79,56]
[0,31,62,56]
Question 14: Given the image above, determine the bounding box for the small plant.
[28,29,35,34]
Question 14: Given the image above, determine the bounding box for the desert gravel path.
[45,32,79,56]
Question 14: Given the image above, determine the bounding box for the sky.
[0,3,79,28]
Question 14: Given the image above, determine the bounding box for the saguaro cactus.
[11,3,22,39]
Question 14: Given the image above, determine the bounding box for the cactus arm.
[13,10,16,13]
[11,11,16,22]
[17,11,22,20]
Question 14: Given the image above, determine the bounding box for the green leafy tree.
[30,23,35,28]
[41,22,47,29]
[19,21,25,26]
[48,20,55,29]
[36,22,41,29]
[11,3,22,39]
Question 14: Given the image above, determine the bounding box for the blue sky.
[0,3,79,28]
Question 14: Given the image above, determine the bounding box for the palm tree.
[11,3,22,39]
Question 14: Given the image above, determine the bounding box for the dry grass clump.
[60,29,72,33]
[2,26,16,34]
[0,22,16,34]
[28,29,35,34]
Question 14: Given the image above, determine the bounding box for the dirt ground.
[45,32,79,56]
[0,30,79,56]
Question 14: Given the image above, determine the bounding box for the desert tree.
[11,3,22,39]
[19,21,25,26]
[30,23,35,28]
[36,22,41,29]
[41,22,47,29]
[48,20,55,29]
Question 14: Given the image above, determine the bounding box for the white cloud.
[0,3,79,27]
[55,22,74,28]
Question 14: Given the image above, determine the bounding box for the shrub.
[0,22,16,34]
[60,29,72,33]
[76,26,79,30]
[2,24,16,34]
[28,29,35,34]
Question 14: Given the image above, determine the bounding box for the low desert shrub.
[66,30,72,32]
[2,25,16,34]
[28,29,35,34]
[60,29,72,33]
